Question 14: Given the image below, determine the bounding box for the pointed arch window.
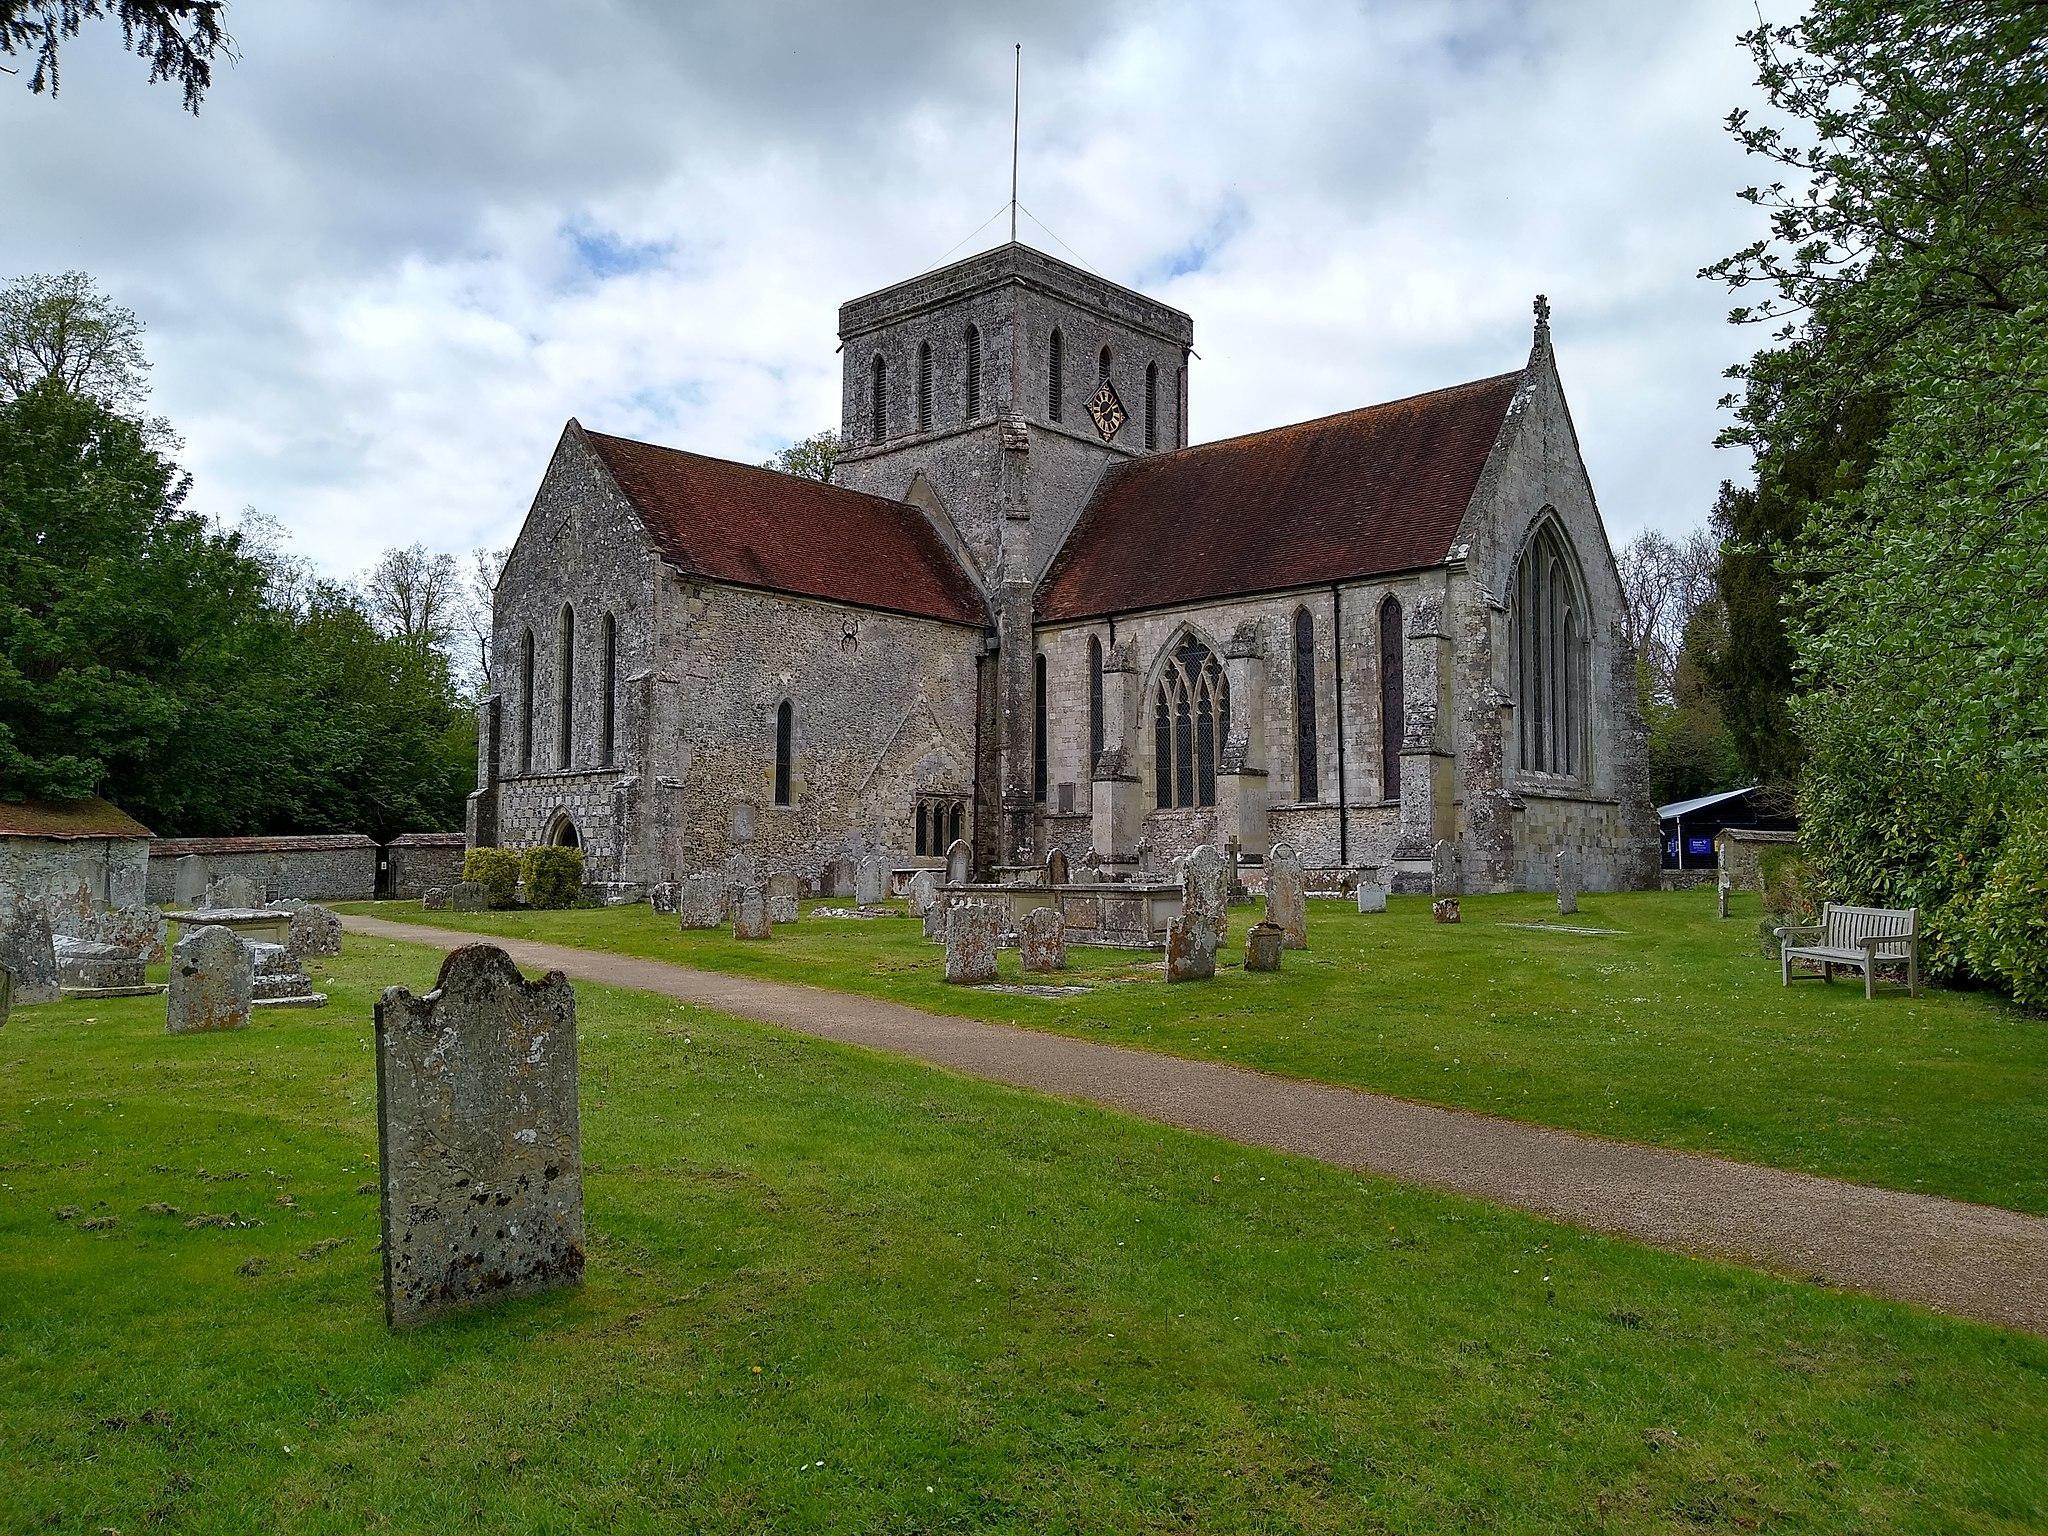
[1379,596,1403,799]
[1033,653,1048,804]
[1514,519,1590,776]
[948,801,965,847]
[1048,329,1064,421]
[964,325,982,420]
[1144,362,1158,450]
[870,354,888,443]
[600,612,618,767]
[773,699,793,806]
[1088,635,1105,773]
[916,340,933,432]
[916,803,930,855]
[556,605,575,768]
[1152,636,1229,809]
[518,627,536,773]
[1293,607,1319,802]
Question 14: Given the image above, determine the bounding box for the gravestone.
[821,858,856,898]
[768,893,799,925]
[1430,840,1463,898]
[855,854,890,907]
[420,887,449,910]
[1045,848,1070,886]
[1075,857,1102,883]
[921,896,949,942]
[1243,921,1284,972]
[1178,844,1229,941]
[944,838,972,887]
[286,904,342,962]
[649,882,681,916]
[54,936,145,992]
[1165,911,1217,982]
[173,853,209,905]
[0,964,10,1027]
[1432,897,1462,924]
[1263,842,1308,950]
[676,875,726,930]
[166,923,253,1034]
[906,868,940,916]
[1354,869,1390,913]
[1717,869,1732,920]
[449,881,489,913]
[375,945,583,1329]
[731,883,771,939]
[251,942,327,1007]
[768,872,804,904]
[0,904,61,1005]
[204,874,264,911]
[1019,906,1065,973]
[1555,848,1579,916]
[944,903,998,984]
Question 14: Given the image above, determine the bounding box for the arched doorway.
[545,814,581,850]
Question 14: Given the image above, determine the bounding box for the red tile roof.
[0,796,153,840]
[1036,370,1525,623]
[580,425,988,628]
[149,834,375,857]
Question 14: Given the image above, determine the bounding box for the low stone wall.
[148,836,378,904]
[384,834,467,900]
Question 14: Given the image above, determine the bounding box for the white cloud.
[1,0,1770,572]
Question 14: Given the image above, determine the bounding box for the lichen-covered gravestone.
[944,838,972,887]
[1019,906,1065,972]
[1263,842,1308,950]
[449,881,489,913]
[204,874,264,910]
[1243,921,1284,972]
[166,923,253,1033]
[420,887,449,910]
[1179,844,1229,942]
[922,894,950,942]
[0,905,61,1005]
[855,854,889,907]
[1354,870,1390,913]
[1555,848,1579,916]
[1430,840,1462,898]
[1165,911,1218,981]
[1432,897,1462,924]
[649,882,681,916]
[677,875,725,930]
[375,945,584,1329]
[905,869,939,917]
[768,872,803,904]
[173,853,209,906]
[286,904,342,962]
[767,893,799,925]
[944,903,998,984]
[731,883,771,939]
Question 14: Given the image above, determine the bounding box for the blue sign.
[1687,836,1714,858]
[1665,835,1680,856]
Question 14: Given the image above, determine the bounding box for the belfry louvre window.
[1514,520,1590,776]
[556,605,575,767]
[916,341,933,433]
[1379,596,1403,798]
[773,700,793,806]
[1293,607,1319,801]
[1153,636,1229,809]
[870,354,887,442]
[1144,363,1158,449]
[1048,329,1064,420]
[1098,345,1112,382]
[964,325,982,419]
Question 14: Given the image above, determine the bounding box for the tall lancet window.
[964,325,982,420]
[1087,635,1105,772]
[1048,329,1064,421]
[773,699,793,805]
[1293,607,1319,802]
[1379,595,1404,798]
[1152,636,1229,809]
[916,340,933,432]
[600,612,618,767]
[518,628,536,773]
[1513,519,1590,776]
[1033,653,1048,803]
[556,604,575,767]
[870,354,887,443]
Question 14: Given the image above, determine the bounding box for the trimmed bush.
[1965,811,2048,1010]
[521,845,584,910]
[462,847,522,909]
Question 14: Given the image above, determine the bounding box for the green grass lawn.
[2,936,2044,1534]
[347,888,2048,1216]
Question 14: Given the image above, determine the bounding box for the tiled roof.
[1036,371,1525,623]
[149,834,375,857]
[0,796,152,840]
[385,832,466,847]
[580,425,988,627]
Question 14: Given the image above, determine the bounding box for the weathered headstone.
[921,895,950,942]
[1179,844,1229,941]
[1354,870,1390,914]
[286,903,343,962]
[1075,857,1102,883]
[166,923,253,1034]
[1045,848,1070,886]
[905,868,940,916]
[449,881,489,913]
[1243,921,1285,972]
[173,853,209,906]
[204,873,264,911]
[1432,897,1462,924]
[420,887,450,910]
[1019,906,1065,972]
[767,892,799,925]
[768,872,804,904]
[1263,842,1308,950]
[1555,848,1579,916]
[375,945,584,1329]
[0,904,60,1005]
[944,903,998,984]
[821,858,856,898]
[54,936,145,992]
[1716,868,1732,920]
[251,942,327,1008]
[944,838,972,887]
[1165,911,1218,982]
[731,883,771,939]
[649,882,681,916]
[1430,839,1462,898]
[677,875,726,930]
[854,854,890,907]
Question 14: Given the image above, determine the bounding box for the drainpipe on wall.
[1331,583,1349,868]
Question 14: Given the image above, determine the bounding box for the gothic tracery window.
[1152,636,1229,809]
[1514,519,1590,777]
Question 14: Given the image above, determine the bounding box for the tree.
[0,271,151,414]
[460,546,507,693]
[1616,526,1718,708]
[0,1,229,112]
[762,429,839,483]
[360,543,462,661]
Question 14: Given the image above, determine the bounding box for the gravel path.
[343,913,2048,1336]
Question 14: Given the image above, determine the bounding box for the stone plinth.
[1243,921,1284,972]
[1165,912,1217,981]
[1019,906,1065,972]
[171,907,291,948]
[375,945,584,1328]
[944,903,999,984]
[55,936,146,992]
[167,923,253,1033]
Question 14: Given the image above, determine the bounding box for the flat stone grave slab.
[1496,921,1626,937]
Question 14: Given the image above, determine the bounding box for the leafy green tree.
[1,1,230,112]
[762,429,839,483]
[0,271,152,413]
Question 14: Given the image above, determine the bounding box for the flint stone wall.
[385,834,467,900]
[376,946,584,1328]
[148,836,377,904]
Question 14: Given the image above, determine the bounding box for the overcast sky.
[2,0,1772,576]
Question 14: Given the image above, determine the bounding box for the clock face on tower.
[1085,379,1127,441]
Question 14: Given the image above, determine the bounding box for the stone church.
[470,241,1658,893]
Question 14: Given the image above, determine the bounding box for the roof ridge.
[579,426,921,515]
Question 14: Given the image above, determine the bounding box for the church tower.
[835,242,1193,864]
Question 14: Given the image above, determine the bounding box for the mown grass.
[2,936,2044,1533]
[347,888,2048,1215]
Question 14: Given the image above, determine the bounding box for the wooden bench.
[1778,903,1920,999]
